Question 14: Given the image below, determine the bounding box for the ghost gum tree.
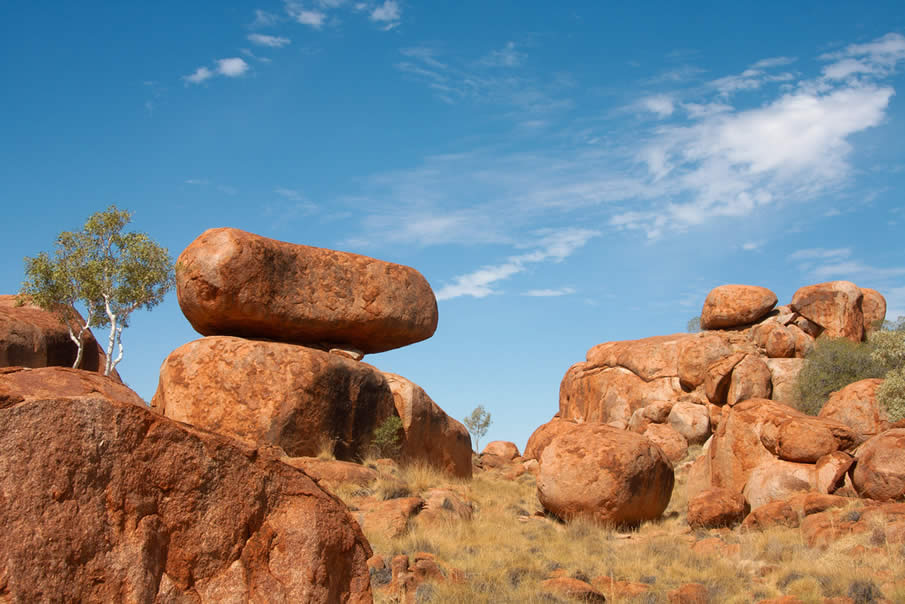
[20,205,175,376]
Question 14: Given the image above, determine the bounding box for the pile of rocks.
[151,227,472,477]
[529,280,894,524]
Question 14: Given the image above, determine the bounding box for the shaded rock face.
[700,285,778,330]
[687,488,748,529]
[537,423,674,526]
[0,366,146,408]
[818,378,887,441]
[0,295,114,377]
[382,373,472,478]
[0,393,373,603]
[791,280,864,342]
[707,399,856,505]
[765,358,805,405]
[852,429,905,501]
[176,227,438,354]
[151,336,397,460]
[860,287,887,333]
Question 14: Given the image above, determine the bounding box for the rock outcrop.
[536,422,674,525]
[790,280,864,342]
[0,386,373,603]
[176,227,438,354]
[151,336,397,460]
[0,295,114,377]
[851,428,905,501]
[818,378,888,441]
[382,373,473,478]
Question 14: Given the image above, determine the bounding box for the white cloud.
[682,102,732,119]
[369,0,400,28]
[183,66,213,84]
[480,42,524,68]
[742,241,763,251]
[788,247,852,262]
[436,228,598,300]
[522,287,576,297]
[217,57,249,77]
[251,9,281,27]
[641,94,674,118]
[811,261,905,281]
[287,3,327,28]
[752,56,797,69]
[248,34,291,47]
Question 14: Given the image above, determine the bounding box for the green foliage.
[372,415,404,458]
[20,205,174,376]
[794,336,887,415]
[686,315,702,333]
[872,318,905,422]
[463,405,492,452]
[877,367,905,422]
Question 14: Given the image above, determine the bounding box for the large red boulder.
[176,228,438,354]
[860,287,887,333]
[818,378,888,441]
[700,285,777,330]
[0,394,373,602]
[0,366,145,407]
[790,281,864,342]
[151,336,397,460]
[707,399,856,497]
[537,422,674,526]
[524,417,573,461]
[0,295,114,377]
[382,373,472,478]
[677,333,732,390]
[726,354,772,406]
[560,335,687,425]
[852,428,905,501]
[687,488,748,528]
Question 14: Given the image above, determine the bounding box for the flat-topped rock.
[176,228,439,354]
[701,285,777,330]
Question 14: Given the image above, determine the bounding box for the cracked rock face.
[175,227,438,354]
[0,386,373,603]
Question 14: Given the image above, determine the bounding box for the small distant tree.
[463,405,492,452]
[372,415,404,458]
[20,205,175,376]
[686,316,702,333]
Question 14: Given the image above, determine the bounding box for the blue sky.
[3,2,904,450]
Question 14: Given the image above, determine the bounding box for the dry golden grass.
[331,449,905,603]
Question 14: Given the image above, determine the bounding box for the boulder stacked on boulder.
[153,228,472,477]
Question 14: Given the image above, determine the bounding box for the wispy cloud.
[522,287,576,297]
[641,94,674,118]
[285,2,327,28]
[250,9,281,28]
[248,33,291,47]
[479,41,524,68]
[435,228,598,300]
[183,57,249,84]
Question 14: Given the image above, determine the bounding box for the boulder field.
[531,280,899,525]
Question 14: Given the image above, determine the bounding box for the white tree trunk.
[103,295,117,376]
[66,313,91,370]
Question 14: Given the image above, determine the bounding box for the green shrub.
[372,415,404,458]
[795,336,887,415]
[877,366,905,422]
[871,321,905,422]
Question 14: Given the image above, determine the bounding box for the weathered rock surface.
[524,417,572,461]
[668,402,711,445]
[0,295,114,377]
[281,457,379,491]
[765,358,804,404]
[151,336,397,460]
[687,488,748,528]
[852,428,905,501]
[560,335,689,425]
[677,333,732,391]
[382,373,472,478]
[818,378,888,441]
[707,399,856,498]
[629,400,675,433]
[791,281,864,342]
[703,352,746,405]
[701,285,777,330]
[0,366,145,408]
[815,451,853,494]
[860,287,887,333]
[481,440,520,460]
[0,393,373,603]
[726,354,772,405]
[354,497,424,539]
[537,422,674,525]
[643,422,688,462]
[742,459,816,509]
[751,321,796,359]
[176,228,438,354]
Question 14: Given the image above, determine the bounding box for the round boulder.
[687,488,748,528]
[790,281,864,342]
[537,423,674,526]
[860,287,887,333]
[700,285,777,330]
[852,428,905,501]
[667,402,711,445]
[481,440,520,460]
[818,378,887,441]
